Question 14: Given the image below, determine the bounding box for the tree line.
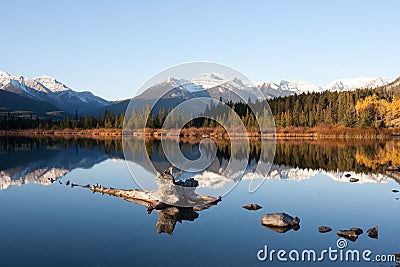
[0,110,124,130]
[268,87,400,128]
[2,85,400,130]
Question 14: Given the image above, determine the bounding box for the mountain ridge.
[1,69,396,118]
[0,70,110,115]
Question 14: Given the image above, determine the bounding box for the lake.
[0,136,399,266]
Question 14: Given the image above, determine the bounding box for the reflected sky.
[0,136,399,266]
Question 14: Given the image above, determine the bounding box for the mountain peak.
[324,76,392,91]
[35,75,57,81]
[34,75,70,92]
[196,73,226,81]
[0,70,11,78]
[0,70,109,114]
[192,73,228,89]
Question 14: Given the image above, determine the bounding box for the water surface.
[0,136,399,266]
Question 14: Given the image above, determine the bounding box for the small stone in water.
[242,204,262,210]
[318,226,332,233]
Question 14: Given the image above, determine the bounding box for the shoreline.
[0,126,399,139]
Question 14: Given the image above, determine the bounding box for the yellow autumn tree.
[355,94,392,127]
[389,96,400,126]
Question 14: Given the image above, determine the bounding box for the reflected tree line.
[1,136,399,175]
[0,136,123,157]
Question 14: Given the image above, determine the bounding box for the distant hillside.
[0,90,69,118]
[93,99,130,116]
[384,77,400,96]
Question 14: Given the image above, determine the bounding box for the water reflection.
[1,136,400,191]
[0,136,399,266]
[0,136,122,190]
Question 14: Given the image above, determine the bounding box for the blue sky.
[1,0,399,100]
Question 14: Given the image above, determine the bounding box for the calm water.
[0,136,399,266]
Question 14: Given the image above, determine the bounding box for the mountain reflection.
[1,136,400,191]
[0,136,122,190]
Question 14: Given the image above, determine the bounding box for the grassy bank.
[1,125,399,139]
[0,128,122,137]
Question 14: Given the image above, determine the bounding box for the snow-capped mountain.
[0,70,110,114]
[1,69,396,117]
[324,77,392,92]
[259,79,323,93]
[134,73,262,106]
[167,73,256,94]
[256,76,392,98]
[135,73,394,103]
[34,76,71,92]
[191,73,230,89]
[256,79,324,98]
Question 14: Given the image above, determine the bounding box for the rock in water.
[318,226,332,233]
[392,189,399,193]
[350,227,363,235]
[242,204,262,210]
[367,226,378,239]
[261,213,300,228]
[337,228,363,242]
[349,178,359,183]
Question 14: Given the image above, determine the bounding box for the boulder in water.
[367,226,378,239]
[261,213,300,228]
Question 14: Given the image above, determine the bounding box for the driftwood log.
[71,168,221,235]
